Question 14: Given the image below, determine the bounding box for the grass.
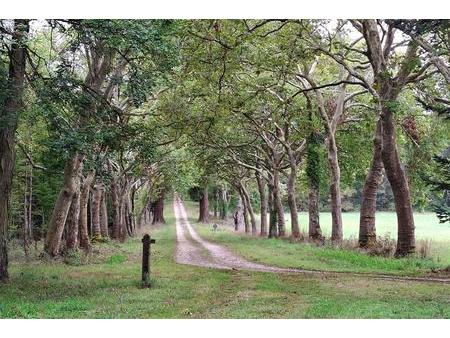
[291,211,450,262]
[236,205,450,263]
[1,201,449,318]
[186,201,450,275]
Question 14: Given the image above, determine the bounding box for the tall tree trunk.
[91,182,103,239]
[66,186,81,250]
[27,166,33,242]
[273,169,286,237]
[100,189,109,238]
[213,188,218,218]
[359,119,383,248]
[233,196,244,231]
[119,192,129,242]
[138,183,152,228]
[22,167,33,256]
[306,133,323,240]
[78,171,94,251]
[198,186,209,223]
[241,184,257,235]
[256,172,268,237]
[44,153,84,256]
[152,188,166,224]
[361,19,416,256]
[124,194,133,236]
[268,183,278,238]
[219,185,228,219]
[111,180,121,240]
[326,135,343,242]
[0,19,29,281]
[287,154,300,238]
[308,183,322,240]
[381,102,415,256]
[240,191,250,234]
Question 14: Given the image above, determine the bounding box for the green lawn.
[248,209,450,263]
[1,202,449,318]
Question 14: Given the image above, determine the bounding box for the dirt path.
[173,197,450,284]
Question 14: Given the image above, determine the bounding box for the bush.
[366,234,396,257]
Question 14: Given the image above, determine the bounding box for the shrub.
[366,234,396,257]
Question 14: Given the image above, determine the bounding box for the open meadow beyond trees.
[0,19,449,319]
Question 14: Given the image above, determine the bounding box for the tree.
[0,19,29,282]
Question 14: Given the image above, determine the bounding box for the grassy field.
[187,203,449,276]
[1,201,449,318]
[247,209,450,263]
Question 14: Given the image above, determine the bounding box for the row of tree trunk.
[44,171,167,256]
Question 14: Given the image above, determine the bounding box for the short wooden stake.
[142,234,155,288]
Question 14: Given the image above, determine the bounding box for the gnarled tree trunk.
[359,119,383,248]
[381,101,415,256]
[361,19,416,256]
[44,153,84,256]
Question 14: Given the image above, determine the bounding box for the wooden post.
[141,234,155,288]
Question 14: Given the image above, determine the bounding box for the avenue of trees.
[1,19,449,282]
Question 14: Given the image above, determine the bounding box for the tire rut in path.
[173,197,450,284]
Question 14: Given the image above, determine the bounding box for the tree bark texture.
[78,171,95,251]
[91,182,103,239]
[268,184,278,238]
[0,20,29,281]
[272,169,286,237]
[327,134,343,242]
[240,184,257,235]
[287,152,300,238]
[152,188,166,224]
[256,172,268,237]
[100,189,109,237]
[359,119,383,247]
[44,153,84,256]
[198,186,209,223]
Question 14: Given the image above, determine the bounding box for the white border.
[1,319,448,337]
[0,0,449,19]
